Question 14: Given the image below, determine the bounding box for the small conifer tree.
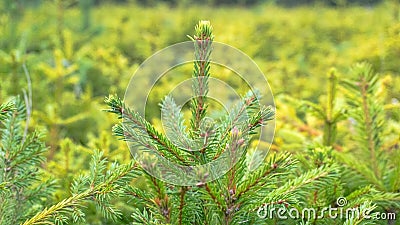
[0,98,55,225]
[103,20,339,224]
[284,63,400,224]
[19,21,384,225]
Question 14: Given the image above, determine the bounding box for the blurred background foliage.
[1,0,400,224]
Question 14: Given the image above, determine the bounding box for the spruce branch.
[22,190,90,225]
[236,152,293,200]
[22,151,138,225]
[190,21,214,135]
[341,185,400,217]
[160,96,193,151]
[124,186,155,206]
[178,187,188,225]
[0,98,52,225]
[214,92,274,160]
[215,91,261,154]
[105,95,192,165]
[260,165,339,208]
[342,201,377,225]
[0,101,14,121]
[131,208,158,225]
[340,63,384,179]
[335,153,385,190]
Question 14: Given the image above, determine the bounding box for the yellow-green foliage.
[0,1,400,224]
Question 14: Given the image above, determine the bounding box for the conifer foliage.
[2,21,398,225]
[336,63,400,221]
[104,21,339,224]
[0,99,136,225]
[0,98,54,225]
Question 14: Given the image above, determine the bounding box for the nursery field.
[0,1,400,224]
